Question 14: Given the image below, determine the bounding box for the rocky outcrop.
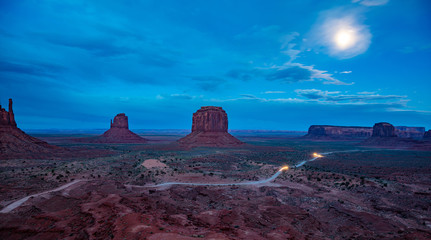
[79,113,147,143]
[372,122,397,137]
[304,125,372,139]
[0,99,62,159]
[178,106,243,147]
[424,130,431,140]
[395,126,425,139]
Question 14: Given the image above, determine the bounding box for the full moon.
[334,29,356,50]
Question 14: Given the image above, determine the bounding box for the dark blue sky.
[1,0,430,130]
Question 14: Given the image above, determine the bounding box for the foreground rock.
[0,99,62,159]
[79,113,147,143]
[178,106,243,147]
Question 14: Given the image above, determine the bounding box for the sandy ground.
[142,159,168,169]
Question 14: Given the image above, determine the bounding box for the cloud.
[169,94,195,100]
[307,9,372,59]
[0,60,65,77]
[44,34,131,57]
[227,62,351,85]
[357,91,375,94]
[340,71,352,74]
[352,0,389,6]
[266,66,312,83]
[188,76,225,92]
[225,69,256,81]
[295,89,406,103]
[155,93,197,101]
[272,63,353,85]
[386,108,431,114]
[212,89,408,110]
[263,91,286,94]
[43,33,177,67]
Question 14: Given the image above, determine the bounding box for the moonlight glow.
[310,13,372,59]
[334,29,356,49]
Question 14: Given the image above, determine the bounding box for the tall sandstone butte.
[98,113,147,143]
[178,106,243,147]
[0,99,61,159]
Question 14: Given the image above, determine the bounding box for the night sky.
[1,0,430,130]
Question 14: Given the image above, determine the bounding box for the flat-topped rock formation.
[372,122,397,137]
[361,122,431,150]
[0,99,62,159]
[178,106,243,147]
[81,113,147,143]
[395,126,425,139]
[304,125,372,139]
[304,124,426,140]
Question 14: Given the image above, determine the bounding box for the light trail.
[147,149,366,188]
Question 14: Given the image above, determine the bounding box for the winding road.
[0,180,84,214]
[1,149,365,213]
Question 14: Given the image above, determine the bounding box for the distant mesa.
[78,113,147,143]
[178,106,244,147]
[360,122,431,150]
[395,126,425,139]
[0,99,62,159]
[304,125,372,140]
[304,124,425,140]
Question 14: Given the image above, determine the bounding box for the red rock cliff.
[0,98,62,159]
[111,113,129,129]
[0,99,17,127]
[192,106,228,132]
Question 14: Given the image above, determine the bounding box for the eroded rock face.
[192,106,228,132]
[178,106,243,147]
[111,113,129,129]
[372,122,397,137]
[305,125,372,139]
[0,99,61,159]
[0,99,17,127]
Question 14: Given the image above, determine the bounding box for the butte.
[178,106,243,147]
[0,98,62,159]
[84,113,147,143]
